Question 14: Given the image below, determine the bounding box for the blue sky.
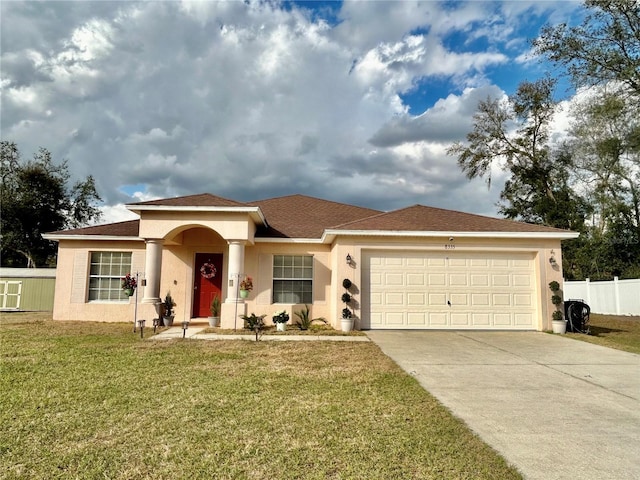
[0,0,584,223]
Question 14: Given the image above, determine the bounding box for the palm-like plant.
[293,304,326,330]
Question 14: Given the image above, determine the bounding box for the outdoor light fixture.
[182,320,190,338]
[152,317,160,333]
[137,319,146,339]
[346,253,353,266]
[549,250,557,266]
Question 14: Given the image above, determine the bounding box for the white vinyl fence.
[563,277,640,316]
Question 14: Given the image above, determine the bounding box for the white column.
[142,238,163,304]
[226,240,245,303]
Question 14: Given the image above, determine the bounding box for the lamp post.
[182,320,189,338]
[152,317,160,333]
[137,319,146,338]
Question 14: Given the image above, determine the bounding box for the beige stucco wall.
[138,211,257,243]
[329,235,565,331]
[52,225,567,331]
[52,240,147,323]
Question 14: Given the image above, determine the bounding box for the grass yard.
[565,313,640,354]
[0,313,521,480]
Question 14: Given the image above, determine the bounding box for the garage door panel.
[385,312,404,325]
[366,252,537,330]
[385,292,404,305]
[450,293,468,305]
[471,293,490,306]
[449,274,468,286]
[471,274,489,286]
[515,313,534,326]
[493,293,511,306]
[407,257,426,267]
[513,293,533,306]
[385,273,404,286]
[451,313,470,326]
[407,312,426,325]
[473,313,491,326]
[428,293,447,306]
[513,274,532,287]
[407,293,426,305]
[492,274,510,287]
[429,312,448,326]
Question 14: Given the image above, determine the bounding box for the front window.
[88,252,132,301]
[272,255,313,303]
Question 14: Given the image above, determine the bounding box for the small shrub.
[294,304,327,330]
[342,278,352,289]
[549,281,560,292]
[552,311,564,321]
[551,294,563,305]
[341,292,352,303]
[342,308,352,319]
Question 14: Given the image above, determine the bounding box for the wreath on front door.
[200,262,217,279]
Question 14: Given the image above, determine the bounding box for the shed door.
[363,251,537,330]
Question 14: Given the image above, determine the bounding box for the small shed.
[0,268,56,311]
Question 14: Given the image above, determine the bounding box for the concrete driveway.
[366,331,640,480]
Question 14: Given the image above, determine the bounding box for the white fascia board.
[322,229,580,241]
[126,205,268,226]
[255,237,324,244]
[42,234,143,242]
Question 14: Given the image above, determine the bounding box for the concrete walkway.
[152,326,370,342]
[365,331,640,480]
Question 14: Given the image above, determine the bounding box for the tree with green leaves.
[534,0,640,98]
[564,86,640,279]
[447,78,589,231]
[1,141,102,267]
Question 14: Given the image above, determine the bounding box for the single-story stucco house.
[44,193,578,331]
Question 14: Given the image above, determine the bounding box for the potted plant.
[549,281,566,334]
[272,309,289,332]
[121,273,137,297]
[241,313,266,341]
[239,276,253,299]
[208,294,221,327]
[341,307,354,332]
[162,293,176,327]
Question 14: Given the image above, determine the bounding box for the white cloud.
[0,0,584,221]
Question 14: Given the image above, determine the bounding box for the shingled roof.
[47,220,140,237]
[249,194,382,238]
[46,193,575,240]
[332,205,571,234]
[127,193,245,208]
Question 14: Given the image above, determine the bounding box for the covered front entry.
[363,250,538,330]
[193,253,223,318]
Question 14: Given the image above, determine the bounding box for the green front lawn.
[565,313,640,354]
[0,314,520,479]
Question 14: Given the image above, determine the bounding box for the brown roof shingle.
[250,194,382,238]
[128,193,245,207]
[48,194,574,239]
[333,205,571,233]
[48,220,140,237]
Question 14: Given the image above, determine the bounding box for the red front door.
[193,253,223,317]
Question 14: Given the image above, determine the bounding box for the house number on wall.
[444,244,456,250]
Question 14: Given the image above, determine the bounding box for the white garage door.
[364,251,538,330]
